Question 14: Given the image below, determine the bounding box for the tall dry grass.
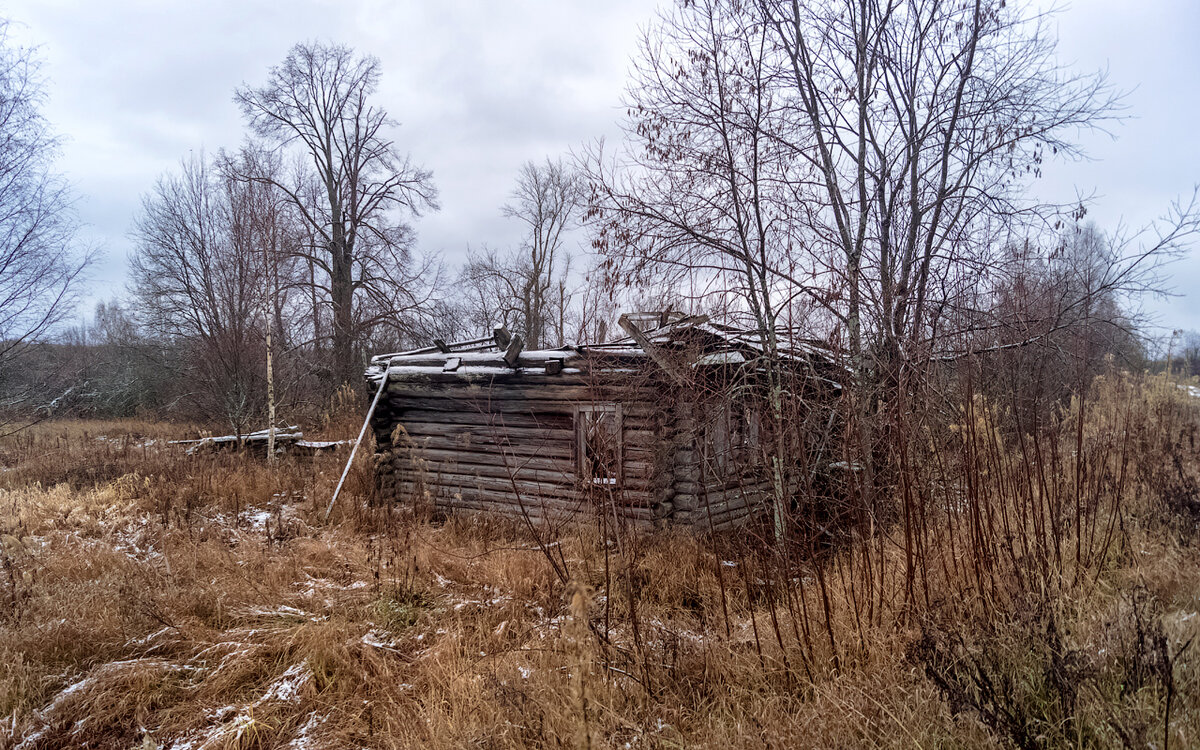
[0,373,1197,748]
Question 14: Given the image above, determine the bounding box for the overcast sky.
[5,0,1199,335]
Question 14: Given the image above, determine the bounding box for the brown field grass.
[1,376,1199,748]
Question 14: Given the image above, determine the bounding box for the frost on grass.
[159,663,314,749]
[14,659,193,750]
[260,662,312,703]
[285,711,330,749]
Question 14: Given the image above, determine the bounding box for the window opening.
[705,401,761,475]
[577,403,622,486]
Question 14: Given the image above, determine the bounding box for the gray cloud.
[5,0,1198,334]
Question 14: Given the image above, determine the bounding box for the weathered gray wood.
[396,437,576,460]
[392,407,662,431]
[390,449,656,480]
[503,334,525,367]
[326,357,391,519]
[618,314,690,386]
[390,447,576,472]
[394,422,659,446]
[385,382,659,401]
[393,474,659,505]
[382,395,662,417]
[493,326,512,348]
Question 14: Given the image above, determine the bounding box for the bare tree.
[583,0,818,538]
[0,19,88,391]
[583,0,1196,537]
[220,145,303,453]
[130,153,272,434]
[460,158,581,347]
[754,0,1125,370]
[235,41,440,387]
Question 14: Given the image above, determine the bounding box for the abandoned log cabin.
[366,313,843,531]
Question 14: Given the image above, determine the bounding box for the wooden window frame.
[575,402,623,487]
[703,400,762,476]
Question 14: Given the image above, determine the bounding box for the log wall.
[371,372,771,532]
[372,375,678,530]
[667,400,772,532]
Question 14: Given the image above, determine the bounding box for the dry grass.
[0,378,1198,748]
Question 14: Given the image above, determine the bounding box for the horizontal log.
[391,476,659,506]
[670,480,772,502]
[394,422,660,446]
[672,493,697,511]
[393,463,657,490]
[390,453,656,482]
[695,487,769,511]
[387,435,575,459]
[388,447,577,473]
[390,446,655,472]
[380,397,665,419]
[391,409,575,430]
[692,496,767,523]
[397,464,577,486]
[391,417,657,441]
[395,445,573,464]
[396,423,572,442]
[385,382,663,402]
[683,502,760,528]
[438,490,591,514]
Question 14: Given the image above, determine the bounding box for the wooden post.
[264,240,276,462]
[324,359,391,520]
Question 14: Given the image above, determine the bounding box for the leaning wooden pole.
[325,359,391,520]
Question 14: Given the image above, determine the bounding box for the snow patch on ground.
[159,664,313,749]
[239,604,326,623]
[362,629,403,651]
[286,712,330,749]
[16,659,189,749]
[260,663,312,703]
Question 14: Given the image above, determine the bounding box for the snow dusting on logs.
[366,313,845,532]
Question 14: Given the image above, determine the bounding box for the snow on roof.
[367,315,842,385]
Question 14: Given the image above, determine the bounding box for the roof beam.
[618,314,689,386]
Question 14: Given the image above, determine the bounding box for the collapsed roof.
[365,313,844,388]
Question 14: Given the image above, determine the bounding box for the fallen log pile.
[171,427,349,457]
